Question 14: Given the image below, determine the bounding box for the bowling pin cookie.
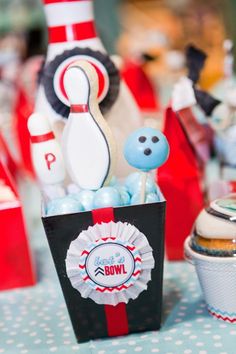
[62,60,116,190]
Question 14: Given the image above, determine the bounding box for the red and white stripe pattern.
[43,0,99,44]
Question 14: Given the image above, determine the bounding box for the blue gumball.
[93,187,122,209]
[124,172,140,189]
[115,185,129,194]
[130,193,142,205]
[70,190,95,211]
[131,192,160,205]
[125,172,156,196]
[146,193,160,203]
[46,196,84,216]
[115,186,131,206]
[124,127,169,172]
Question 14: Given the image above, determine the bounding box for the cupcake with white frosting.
[184,195,236,323]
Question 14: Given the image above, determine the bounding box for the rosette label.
[66,221,154,305]
[79,238,141,292]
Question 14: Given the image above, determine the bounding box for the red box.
[0,161,36,291]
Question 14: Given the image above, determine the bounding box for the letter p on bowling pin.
[28,113,66,186]
[45,153,56,170]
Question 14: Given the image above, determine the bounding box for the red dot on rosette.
[58,59,107,103]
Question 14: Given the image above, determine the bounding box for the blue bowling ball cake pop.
[124,127,169,204]
[124,127,169,171]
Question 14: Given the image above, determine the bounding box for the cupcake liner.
[66,221,154,306]
[185,237,236,324]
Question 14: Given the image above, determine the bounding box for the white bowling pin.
[62,61,116,190]
[35,0,142,177]
[28,113,66,197]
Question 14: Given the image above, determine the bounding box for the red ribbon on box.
[92,208,129,337]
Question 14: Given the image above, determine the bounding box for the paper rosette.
[65,221,155,306]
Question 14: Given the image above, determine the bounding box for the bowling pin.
[28,113,66,199]
[62,60,116,190]
[35,0,142,177]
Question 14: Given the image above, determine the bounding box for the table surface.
[0,220,235,354]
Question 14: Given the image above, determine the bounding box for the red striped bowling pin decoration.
[28,113,66,197]
[62,61,116,190]
[43,0,104,60]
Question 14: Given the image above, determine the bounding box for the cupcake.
[184,195,236,323]
[190,195,236,257]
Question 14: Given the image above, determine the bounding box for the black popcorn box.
[42,201,166,343]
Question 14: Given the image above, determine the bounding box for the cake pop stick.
[27,112,66,199]
[62,60,116,190]
[140,172,147,205]
[124,127,169,204]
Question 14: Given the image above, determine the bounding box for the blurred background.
[1,0,236,274]
[0,0,235,76]
[0,0,235,139]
